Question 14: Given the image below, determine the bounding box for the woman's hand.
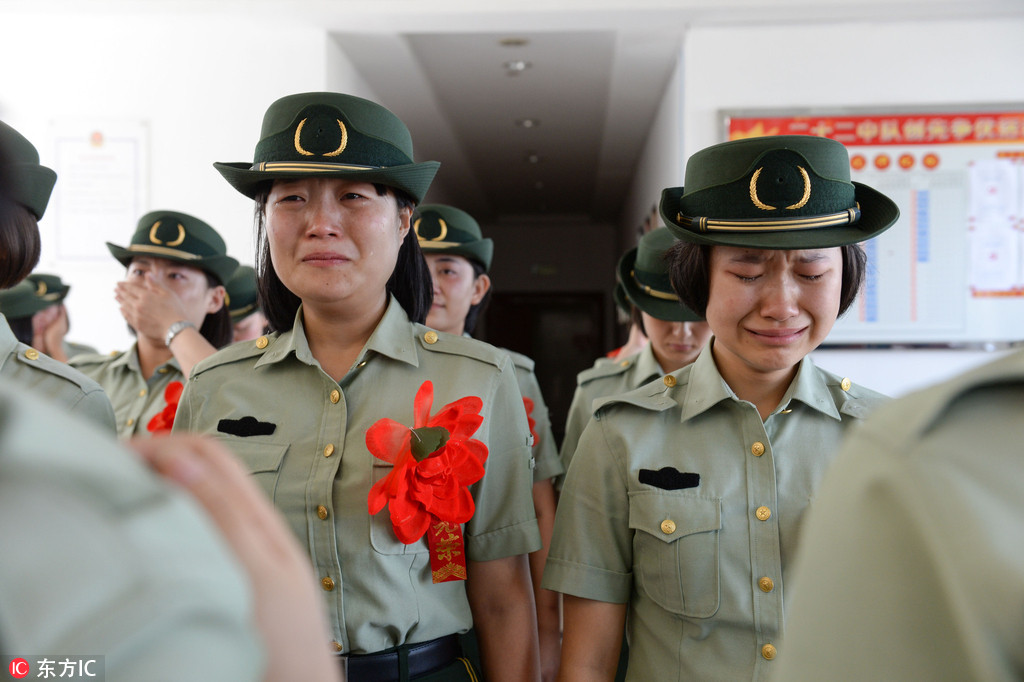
[134,435,343,682]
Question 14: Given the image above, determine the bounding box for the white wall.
[0,12,340,352]
[625,16,1024,397]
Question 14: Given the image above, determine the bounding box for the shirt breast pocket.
[219,439,289,504]
[368,461,430,556]
[629,491,722,618]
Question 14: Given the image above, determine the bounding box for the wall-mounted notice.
[49,121,149,260]
[724,108,1024,346]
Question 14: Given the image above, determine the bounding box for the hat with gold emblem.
[214,92,440,204]
[0,120,57,220]
[660,135,899,249]
[413,204,494,271]
[25,273,70,306]
[0,280,50,319]
[618,227,702,321]
[106,210,239,285]
[225,265,260,322]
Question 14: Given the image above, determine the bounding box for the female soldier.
[0,120,114,432]
[559,227,711,477]
[174,92,541,682]
[414,202,563,680]
[543,135,899,680]
[71,210,236,438]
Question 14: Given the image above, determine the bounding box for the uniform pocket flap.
[219,439,288,474]
[628,492,721,543]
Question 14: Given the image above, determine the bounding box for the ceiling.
[335,29,682,225]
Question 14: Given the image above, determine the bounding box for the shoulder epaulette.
[191,334,278,375]
[18,348,106,392]
[577,356,635,386]
[817,367,889,419]
[502,348,535,373]
[592,372,681,415]
[68,351,119,367]
[415,328,507,370]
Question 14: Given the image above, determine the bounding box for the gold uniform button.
[256,336,269,349]
[424,331,438,345]
[356,360,367,369]
[758,576,775,592]
[331,641,343,652]
[841,377,852,391]
[126,418,135,427]
[663,375,677,387]
[24,349,39,360]
[317,505,329,520]
[762,643,777,660]
[660,519,676,534]
[321,577,335,591]
[324,443,335,457]
[157,367,170,374]
[139,389,147,397]
[755,506,772,521]
[619,360,630,368]
[329,389,341,404]
[751,441,765,457]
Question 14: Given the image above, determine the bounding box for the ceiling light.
[503,60,531,75]
[516,118,540,129]
[499,37,530,47]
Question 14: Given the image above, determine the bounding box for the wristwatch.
[165,320,197,348]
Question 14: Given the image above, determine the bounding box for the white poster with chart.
[723,107,1024,345]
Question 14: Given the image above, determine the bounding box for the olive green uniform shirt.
[0,384,263,681]
[560,343,665,482]
[543,342,887,682]
[504,349,563,483]
[174,299,541,654]
[0,316,115,434]
[71,344,183,439]
[776,349,1024,682]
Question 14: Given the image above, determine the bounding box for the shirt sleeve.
[543,410,633,603]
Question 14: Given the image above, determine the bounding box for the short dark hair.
[0,202,40,288]
[667,242,866,319]
[629,303,646,336]
[463,259,492,337]
[200,270,233,348]
[255,182,432,332]
[7,314,32,345]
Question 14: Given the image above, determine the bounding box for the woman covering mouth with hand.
[543,135,899,681]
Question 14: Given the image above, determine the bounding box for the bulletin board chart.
[723,107,1024,346]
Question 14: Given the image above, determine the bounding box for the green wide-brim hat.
[618,227,702,322]
[26,273,70,304]
[0,120,57,219]
[0,280,51,319]
[225,264,260,322]
[613,281,630,315]
[413,203,494,271]
[214,92,440,204]
[660,135,899,249]
[107,210,239,285]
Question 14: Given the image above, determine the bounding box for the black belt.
[341,634,462,681]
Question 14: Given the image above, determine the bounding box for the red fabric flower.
[523,397,538,446]
[366,381,488,544]
[146,381,184,433]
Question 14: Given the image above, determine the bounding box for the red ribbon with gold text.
[366,381,488,583]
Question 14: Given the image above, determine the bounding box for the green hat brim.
[0,287,52,318]
[617,247,702,322]
[660,181,899,249]
[106,242,239,286]
[13,164,58,220]
[418,239,494,272]
[213,160,440,205]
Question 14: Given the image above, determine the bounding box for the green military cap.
[660,135,899,249]
[25,273,70,305]
[0,120,57,220]
[225,265,260,322]
[107,210,239,285]
[0,280,50,318]
[617,227,702,322]
[215,92,440,204]
[613,281,630,315]
[413,203,494,271]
